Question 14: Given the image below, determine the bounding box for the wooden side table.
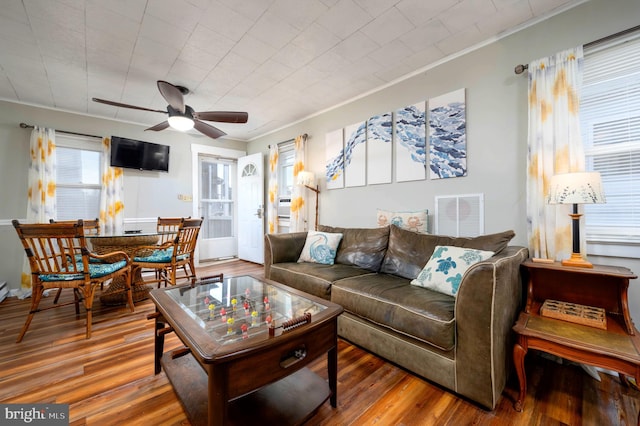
[513,260,639,423]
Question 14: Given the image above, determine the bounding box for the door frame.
[191,144,246,267]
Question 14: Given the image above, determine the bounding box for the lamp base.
[561,252,593,268]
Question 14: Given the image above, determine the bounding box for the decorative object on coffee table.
[547,171,606,268]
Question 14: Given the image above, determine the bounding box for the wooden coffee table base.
[150,275,343,426]
[162,352,333,426]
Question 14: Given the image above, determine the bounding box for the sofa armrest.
[264,232,308,278]
[454,245,529,409]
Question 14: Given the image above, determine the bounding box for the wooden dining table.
[89,232,163,305]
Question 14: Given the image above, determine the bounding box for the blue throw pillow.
[297,231,343,265]
[410,245,494,297]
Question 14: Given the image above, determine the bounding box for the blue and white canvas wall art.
[367,113,392,185]
[395,102,426,182]
[429,89,467,179]
[325,128,344,189]
[344,121,367,187]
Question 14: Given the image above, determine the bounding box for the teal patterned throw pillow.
[410,245,494,297]
[298,231,343,265]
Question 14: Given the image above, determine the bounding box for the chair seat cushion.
[89,260,128,278]
[134,248,188,263]
[73,254,101,263]
[40,260,128,281]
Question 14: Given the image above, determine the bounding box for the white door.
[198,155,237,260]
[237,153,264,264]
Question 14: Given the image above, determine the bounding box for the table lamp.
[547,171,606,268]
[297,171,320,230]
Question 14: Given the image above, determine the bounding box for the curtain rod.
[268,133,308,149]
[514,24,640,74]
[19,122,102,139]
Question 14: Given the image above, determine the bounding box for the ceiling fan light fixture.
[168,115,194,131]
[93,82,246,139]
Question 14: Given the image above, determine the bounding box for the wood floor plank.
[0,259,638,425]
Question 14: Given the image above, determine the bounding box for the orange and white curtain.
[526,46,585,260]
[266,144,279,234]
[99,137,125,235]
[22,126,57,287]
[26,126,57,222]
[290,134,308,232]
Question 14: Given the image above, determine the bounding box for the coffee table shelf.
[162,352,331,426]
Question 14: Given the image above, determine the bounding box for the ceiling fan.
[92,80,248,139]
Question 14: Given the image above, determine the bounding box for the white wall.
[247,0,640,324]
[0,101,247,291]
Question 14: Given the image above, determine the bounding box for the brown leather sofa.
[264,224,529,409]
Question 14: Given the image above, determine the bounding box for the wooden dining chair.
[49,218,101,301]
[156,217,184,244]
[13,219,134,342]
[133,217,203,287]
[49,218,100,234]
[153,217,189,281]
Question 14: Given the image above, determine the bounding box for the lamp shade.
[547,172,606,205]
[297,171,315,186]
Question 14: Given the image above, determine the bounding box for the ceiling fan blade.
[157,80,185,113]
[145,121,170,132]
[194,119,226,139]
[194,111,248,123]
[92,98,167,114]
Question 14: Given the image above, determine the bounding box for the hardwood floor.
[1,259,638,425]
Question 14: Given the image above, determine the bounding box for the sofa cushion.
[318,225,389,272]
[332,273,455,351]
[380,225,515,280]
[411,246,495,296]
[269,262,375,300]
[376,208,429,234]
[298,230,343,265]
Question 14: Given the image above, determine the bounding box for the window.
[199,157,236,239]
[55,135,102,220]
[274,142,294,230]
[581,30,640,247]
[278,142,295,199]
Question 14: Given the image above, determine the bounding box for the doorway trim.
[191,144,246,267]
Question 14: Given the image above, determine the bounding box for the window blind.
[581,31,640,242]
[55,138,102,221]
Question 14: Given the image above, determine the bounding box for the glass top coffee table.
[149,275,343,426]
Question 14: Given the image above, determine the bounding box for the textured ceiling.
[0,0,583,141]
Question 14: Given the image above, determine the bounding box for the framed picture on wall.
[325,128,344,189]
[344,121,366,187]
[367,112,392,185]
[395,102,426,182]
[429,88,467,179]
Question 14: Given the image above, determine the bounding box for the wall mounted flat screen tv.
[110,136,169,172]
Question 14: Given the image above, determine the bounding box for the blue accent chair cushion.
[40,260,128,282]
[134,247,189,263]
